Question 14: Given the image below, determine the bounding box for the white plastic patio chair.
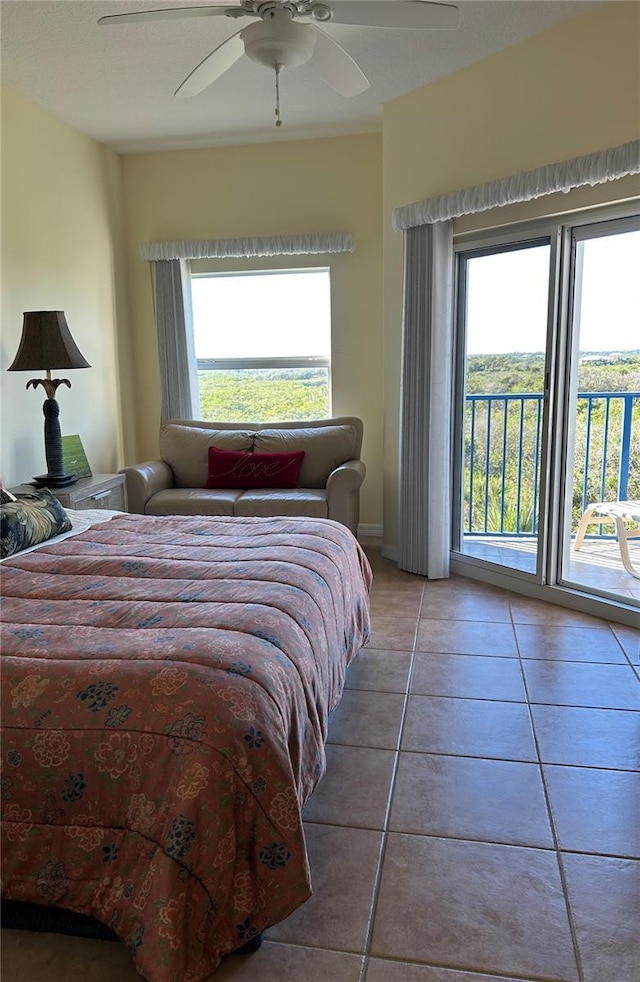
[573,500,640,579]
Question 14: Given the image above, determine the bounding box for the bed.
[0,506,372,982]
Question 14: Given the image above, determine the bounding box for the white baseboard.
[381,544,398,562]
[357,524,383,538]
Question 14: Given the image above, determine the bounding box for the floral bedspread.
[0,514,372,981]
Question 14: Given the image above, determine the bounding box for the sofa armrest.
[120,461,174,514]
[325,459,366,535]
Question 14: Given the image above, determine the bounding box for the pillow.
[1,487,72,559]
[1,488,18,504]
[205,447,305,490]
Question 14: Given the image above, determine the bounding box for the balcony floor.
[462,535,640,604]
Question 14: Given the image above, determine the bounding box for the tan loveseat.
[121,417,365,535]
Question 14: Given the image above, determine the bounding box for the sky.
[466,229,640,355]
[191,268,331,359]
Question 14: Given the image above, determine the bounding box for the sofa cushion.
[205,448,305,490]
[145,488,242,517]
[234,489,328,520]
[160,424,253,488]
[253,425,358,488]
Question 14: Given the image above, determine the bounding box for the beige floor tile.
[0,930,140,982]
[423,576,509,599]
[609,622,640,663]
[523,659,640,709]
[419,592,512,623]
[402,696,537,761]
[213,941,363,981]
[544,764,640,857]
[365,961,536,982]
[531,704,640,770]
[303,744,396,829]
[369,574,425,593]
[365,561,425,587]
[509,597,614,628]
[345,648,412,693]
[416,619,518,657]
[368,590,425,616]
[328,689,405,749]
[514,624,627,663]
[389,753,552,847]
[411,653,526,702]
[371,834,578,981]
[267,824,382,953]
[367,615,417,650]
[561,854,640,982]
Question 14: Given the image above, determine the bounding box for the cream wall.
[120,134,383,527]
[382,2,640,552]
[0,87,135,487]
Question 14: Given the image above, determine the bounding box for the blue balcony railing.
[464,391,640,538]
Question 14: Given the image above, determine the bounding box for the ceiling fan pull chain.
[274,64,283,127]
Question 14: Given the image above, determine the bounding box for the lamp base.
[32,473,77,488]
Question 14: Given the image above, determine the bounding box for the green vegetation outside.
[198,368,329,423]
[464,352,640,534]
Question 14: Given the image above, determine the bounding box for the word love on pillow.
[205,447,305,490]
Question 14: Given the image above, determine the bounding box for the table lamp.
[7,311,91,487]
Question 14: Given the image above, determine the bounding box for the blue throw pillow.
[1,487,72,559]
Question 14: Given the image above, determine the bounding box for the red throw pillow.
[205,447,305,490]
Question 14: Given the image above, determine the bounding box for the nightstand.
[13,474,128,512]
[50,473,127,511]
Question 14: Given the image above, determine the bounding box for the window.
[191,268,331,421]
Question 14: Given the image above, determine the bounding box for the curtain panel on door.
[398,222,453,577]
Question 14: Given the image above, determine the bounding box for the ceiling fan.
[99,1,460,125]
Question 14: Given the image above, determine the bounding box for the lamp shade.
[7,311,91,372]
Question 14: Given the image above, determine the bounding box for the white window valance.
[141,232,354,261]
[392,139,640,231]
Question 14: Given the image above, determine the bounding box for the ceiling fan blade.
[308,29,369,98]
[174,30,245,96]
[324,1,459,30]
[98,5,245,27]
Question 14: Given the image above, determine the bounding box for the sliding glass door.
[559,221,640,604]
[453,209,640,611]
[454,238,554,577]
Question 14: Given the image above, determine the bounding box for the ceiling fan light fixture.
[242,15,316,69]
[309,3,332,22]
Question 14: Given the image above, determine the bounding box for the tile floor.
[463,535,640,603]
[2,544,640,982]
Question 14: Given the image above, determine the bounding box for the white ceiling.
[1,0,599,153]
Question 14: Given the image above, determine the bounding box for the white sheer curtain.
[398,222,453,576]
[154,259,200,423]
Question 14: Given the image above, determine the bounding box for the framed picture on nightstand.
[62,434,92,480]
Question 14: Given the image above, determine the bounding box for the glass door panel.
[457,242,552,575]
[560,225,640,605]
